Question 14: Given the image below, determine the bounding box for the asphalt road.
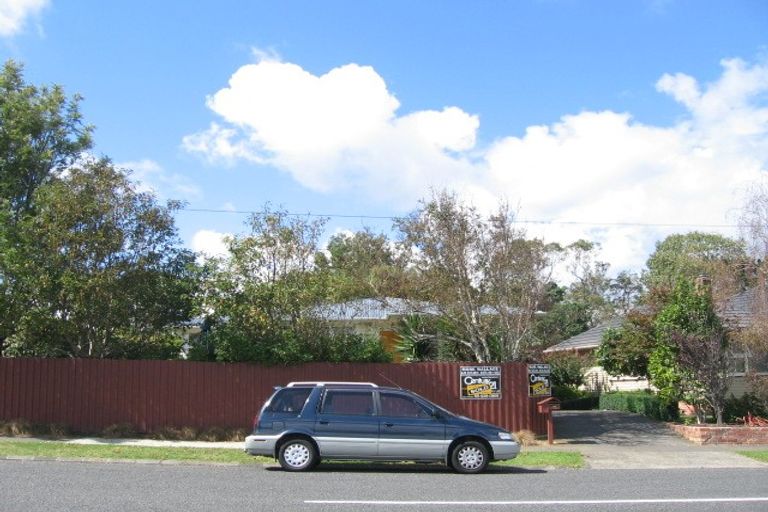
[3,459,768,512]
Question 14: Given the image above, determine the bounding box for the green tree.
[201,206,390,364]
[532,300,592,351]
[649,279,729,424]
[0,60,93,217]
[395,191,555,362]
[2,160,199,358]
[0,60,94,347]
[316,229,407,300]
[644,232,748,297]
[597,311,656,378]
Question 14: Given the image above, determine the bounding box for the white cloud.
[184,56,768,273]
[119,159,202,201]
[183,55,478,198]
[191,229,230,261]
[0,0,48,37]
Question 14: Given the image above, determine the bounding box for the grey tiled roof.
[315,298,438,321]
[543,317,625,353]
[315,298,514,321]
[719,287,758,329]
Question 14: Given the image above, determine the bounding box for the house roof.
[315,297,524,321]
[316,298,437,321]
[543,317,624,353]
[720,287,760,329]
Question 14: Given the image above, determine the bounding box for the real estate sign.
[528,363,552,397]
[459,365,502,399]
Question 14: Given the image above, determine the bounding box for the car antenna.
[378,373,403,389]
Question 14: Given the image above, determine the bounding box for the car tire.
[278,438,317,472]
[451,440,489,474]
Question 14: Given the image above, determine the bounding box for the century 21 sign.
[459,366,502,399]
[528,364,552,397]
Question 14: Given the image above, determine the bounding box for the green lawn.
[0,439,583,469]
[494,450,584,469]
[737,450,768,463]
[0,440,267,465]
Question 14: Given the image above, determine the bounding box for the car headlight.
[497,432,514,440]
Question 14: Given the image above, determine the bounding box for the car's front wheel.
[278,438,317,471]
[451,440,489,474]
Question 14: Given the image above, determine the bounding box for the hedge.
[599,391,679,422]
[560,395,599,410]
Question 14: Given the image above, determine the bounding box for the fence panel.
[0,358,547,434]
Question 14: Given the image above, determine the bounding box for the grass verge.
[0,440,269,465]
[493,451,584,469]
[0,440,583,469]
[737,450,768,463]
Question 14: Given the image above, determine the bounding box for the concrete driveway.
[535,410,767,469]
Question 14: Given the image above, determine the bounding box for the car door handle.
[319,420,329,425]
[384,422,394,427]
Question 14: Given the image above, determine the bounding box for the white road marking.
[306,497,768,506]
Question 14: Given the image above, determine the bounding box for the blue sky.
[2,0,768,274]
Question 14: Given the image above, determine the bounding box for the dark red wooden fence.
[0,358,547,434]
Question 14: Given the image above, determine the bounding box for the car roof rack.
[286,381,378,388]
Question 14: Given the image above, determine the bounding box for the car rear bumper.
[490,440,520,460]
[244,434,279,457]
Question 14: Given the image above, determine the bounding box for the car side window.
[380,392,432,418]
[321,390,374,415]
[268,388,312,415]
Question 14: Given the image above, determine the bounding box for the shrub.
[46,423,70,438]
[0,418,32,436]
[724,393,768,424]
[546,352,591,388]
[561,395,599,410]
[153,426,199,441]
[101,423,140,438]
[599,391,679,421]
[513,430,538,447]
[552,385,581,402]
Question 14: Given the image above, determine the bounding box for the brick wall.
[670,424,768,445]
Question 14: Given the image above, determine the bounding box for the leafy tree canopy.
[2,160,200,358]
[644,232,748,294]
[198,207,391,364]
[0,60,93,217]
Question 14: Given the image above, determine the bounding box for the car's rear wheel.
[451,440,489,474]
[278,438,317,471]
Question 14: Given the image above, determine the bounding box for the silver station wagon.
[244,381,520,473]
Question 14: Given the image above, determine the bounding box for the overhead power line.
[179,207,741,230]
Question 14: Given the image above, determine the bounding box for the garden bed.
[670,423,768,445]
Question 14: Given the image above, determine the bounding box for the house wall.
[0,358,548,434]
[582,366,651,393]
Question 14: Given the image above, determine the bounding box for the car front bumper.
[490,440,521,460]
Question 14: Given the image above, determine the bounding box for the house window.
[729,353,747,374]
[729,350,768,375]
[749,351,768,373]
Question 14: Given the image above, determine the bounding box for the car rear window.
[268,388,312,415]
[321,390,374,415]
